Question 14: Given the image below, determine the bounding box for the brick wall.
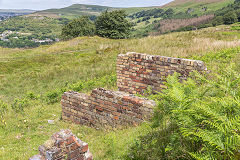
[117,52,207,94]
[29,130,92,160]
[61,52,206,128]
[61,88,156,127]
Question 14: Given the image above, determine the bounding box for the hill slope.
[30,4,115,18]
[29,4,152,19]
[130,0,236,37]
[162,0,234,15]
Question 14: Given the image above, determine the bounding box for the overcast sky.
[0,0,173,10]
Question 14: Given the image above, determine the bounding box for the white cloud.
[0,0,173,10]
[70,0,172,7]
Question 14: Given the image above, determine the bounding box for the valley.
[0,0,236,48]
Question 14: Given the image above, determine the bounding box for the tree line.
[61,10,132,39]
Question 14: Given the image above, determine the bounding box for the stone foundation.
[29,130,92,160]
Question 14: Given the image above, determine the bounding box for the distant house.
[32,38,53,43]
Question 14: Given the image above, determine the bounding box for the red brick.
[69,142,81,151]
[106,94,114,98]
[129,75,136,79]
[103,105,117,112]
[68,149,80,159]
[113,116,119,120]
[65,135,75,145]
[96,106,103,112]
[123,106,131,111]
[80,143,88,153]
[122,96,131,102]
[75,155,85,160]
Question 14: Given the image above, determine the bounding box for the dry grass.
[115,25,240,58]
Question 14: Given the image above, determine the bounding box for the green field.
[0,24,240,159]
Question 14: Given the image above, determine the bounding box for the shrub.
[45,90,61,104]
[95,10,132,39]
[11,98,29,114]
[223,12,238,25]
[61,16,95,39]
[212,16,224,26]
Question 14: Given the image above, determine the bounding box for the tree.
[164,8,174,18]
[61,16,95,39]
[95,10,132,39]
[223,12,238,25]
[212,16,224,26]
[235,0,240,4]
[235,9,240,21]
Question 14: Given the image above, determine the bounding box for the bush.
[95,10,132,39]
[212,16,224,26]
[223,12,238,25]
[11,98,29,114]
[61,16,95,39]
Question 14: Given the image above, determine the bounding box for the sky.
[0,0,173,10]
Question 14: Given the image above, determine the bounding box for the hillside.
[0,0,237,48]
[30,4,115,18]
[162,0,234,15]
[0,23,240,159]
[29,0,234,19]
[128,0,235,37]
[163,0,231,7]
[29,4,152,19]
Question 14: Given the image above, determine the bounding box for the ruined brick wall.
[61,52,206,128]
[117,52,207,94]
[61,88,156,127]
[30,130,92,160]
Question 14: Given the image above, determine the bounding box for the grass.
[231,22,240,31]
[163,0,234,16]
[0,25,240,159]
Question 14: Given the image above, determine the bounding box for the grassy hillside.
[31,4,115,19]
[129,0,236,37]
[0,24,240,159]
[30,4,152,19]
[162,0,234,15]
[0,16,62,36]
[31,0,234,19]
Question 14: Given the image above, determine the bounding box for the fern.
[152,64,240,160]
